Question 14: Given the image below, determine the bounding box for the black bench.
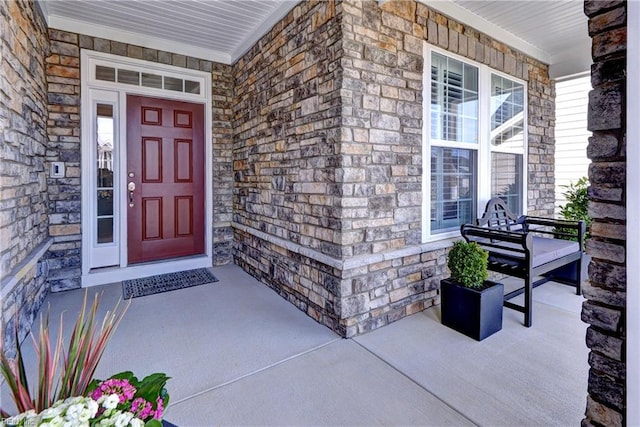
[460,198,585,327]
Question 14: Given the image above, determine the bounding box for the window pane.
[97,218,114,244]
[142,73,163,89]
[96,106,114,187]
[492,152,523,215]
[431,147,477,233]
[164,76,183,92]
[431,53,479,144]
[463,64,478,92]
[185,80,200,94]
[97,190,113,216]
[96,66,115,82]
[117,69,140,85]
[490,74,525,149]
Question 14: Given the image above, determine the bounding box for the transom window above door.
[84,51,208,102]
[423,46,527,241]
[95,65,201,95]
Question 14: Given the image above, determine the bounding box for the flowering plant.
[1,396,99,426]
[87,371,170,426]
[0,372,169,427]
[0,290,170,426]
[0,291,130,416]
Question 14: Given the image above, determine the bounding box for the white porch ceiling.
[38,0,299,64]
[428,0,591,78]
[37,0,590,77]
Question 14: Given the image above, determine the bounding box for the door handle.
[128,182,136,207]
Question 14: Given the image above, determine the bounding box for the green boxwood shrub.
[447,241,489,289]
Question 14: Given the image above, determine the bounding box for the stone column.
[582,1,626,425]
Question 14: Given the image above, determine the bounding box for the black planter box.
[440,278,504,341]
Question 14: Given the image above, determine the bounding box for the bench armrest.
[522,217,586,248]
[460,224,533,256]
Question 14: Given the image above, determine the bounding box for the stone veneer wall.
[337,0,555,335]
[232,0,346,332]
[44,30,234,291]
[0,0,51,352]
[582,1,627,425]
[2,0,558,341]
[45,29,81,291]
[232,0,556,337]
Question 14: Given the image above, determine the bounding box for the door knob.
[128,182,136,207]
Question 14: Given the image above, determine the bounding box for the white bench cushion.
[485,237,579,268]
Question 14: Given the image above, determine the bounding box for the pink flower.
[132,397,154,420]
[154,397,164,419]
[91,378,137,404]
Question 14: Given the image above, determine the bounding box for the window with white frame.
[424,47,527,240]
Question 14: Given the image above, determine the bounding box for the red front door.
[126,95,205,264]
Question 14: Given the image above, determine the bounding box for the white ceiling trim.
[47,14,232,64]
[419,0,550,65]
[230,0,298,64]
[549,37,592,80]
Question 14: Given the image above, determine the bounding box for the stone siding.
[339,244,446,336]
[232,0,555,336]
[335,0,554,333]
[233,0,344,257]
[232,0,345,332]
[44,30,235,292]
[0,0,50,352]
[211,67,235,265]
[234,227,343,333]
[3,0,559,342]
[45,29,82,291]
[582,1,627,425]
[1,241,50,354]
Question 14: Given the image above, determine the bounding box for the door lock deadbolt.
[128,182,136,207]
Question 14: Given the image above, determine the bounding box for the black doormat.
[122,268,218,299]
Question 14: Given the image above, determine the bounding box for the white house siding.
[554,74,592,215]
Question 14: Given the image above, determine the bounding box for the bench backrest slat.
[476,197,520,231]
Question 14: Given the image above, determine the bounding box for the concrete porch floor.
[2,264,588,426]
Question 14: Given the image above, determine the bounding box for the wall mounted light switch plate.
[51,162,65,178]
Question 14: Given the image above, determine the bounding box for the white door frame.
[80,50,213,287]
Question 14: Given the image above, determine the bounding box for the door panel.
[142,197,162,240]
[127,95,205,263]
[142,138,162,182]
[174,139,193,182]
[175,196,193,236]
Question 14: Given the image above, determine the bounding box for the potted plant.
[440,240,504,341]
[0,292,171,426]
